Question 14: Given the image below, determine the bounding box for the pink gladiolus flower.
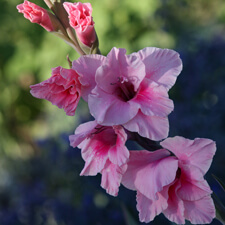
[122,149,178,222]
[122,136,216,224]
[63,2,96,47]
[30,67,81,116]
[160,136,216,224]
[74,47,182,140]
[69,121,129,196]
[17,0,54,32]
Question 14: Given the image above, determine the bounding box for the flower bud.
[63,2,97,48]
[30,66,81,116]
[17,0,59,32]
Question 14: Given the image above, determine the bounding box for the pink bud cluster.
[17,1,217,224]
[17,1,98,54]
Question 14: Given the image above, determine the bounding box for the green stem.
[53,2,86,55]
[128,132,162,151]
[43,0,85,56]
[43,0,55,13]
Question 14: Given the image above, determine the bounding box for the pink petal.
[95,48,146,94]
[160,136,216,176]
[72,54,106,101]
[132,79,174,117]
[75,24,96,47]
[108,126,130,166]
[179,162,206,182]
[80,153,108,176]
[123,110,169,140]
[136,188,168,223]
[163,180,186,224]
[186,138,216,175]
[122,150,178,200]
[77,126,115,175]
[80,139,109,176]
[138,47,182,90]
[69,120,97,148]
[177,178,212,201]
[63,2,93,28]
[88,87,139,125]
[101,160,127,196]
[80,126,117,161]
[183,195,215,224]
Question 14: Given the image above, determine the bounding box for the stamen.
[119,76,128,83]
[110,77,123,85]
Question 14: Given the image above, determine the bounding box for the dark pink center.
[113,76,136,102]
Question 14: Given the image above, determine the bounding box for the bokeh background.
[1,0,225,224]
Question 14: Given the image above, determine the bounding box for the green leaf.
[212,174,225,192]
[121,204,139,225]
[212,193,225,225]
[212,175,225,224]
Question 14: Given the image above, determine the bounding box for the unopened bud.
[17,0,61,32]
[63,2,98,49]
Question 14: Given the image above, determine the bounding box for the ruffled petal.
[161,136,216,176]
[122,150,178,200]
[108,126,129,166]
[78,126,118,175]
[80,140,108,176]
[177,178,212,201]
[88,87,139,125]
[101,160,127,196]
[163,180,186,224]
[95,48,146,93]
[183,195,215,224]
[136,188,168,223]
[186,138,216,175]
[69,120,97,148]
[132,79,174,117]
[72,54,106,101]
[123,110,169,140]
[138,47,182,90]
[30,67,81,116]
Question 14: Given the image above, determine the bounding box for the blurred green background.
[1,0,225,224]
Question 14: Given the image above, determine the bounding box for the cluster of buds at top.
[17,0,100,55]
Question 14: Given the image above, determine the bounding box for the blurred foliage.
[1,0,225,224]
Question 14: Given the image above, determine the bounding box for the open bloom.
[122,136,216,224]
[69,121,129,196]
[30,67,81,116]
[74,47,182,140]
[63,2,96,47]
[160,136,216,224]
[122,149,178,222]
[17,0,54,32]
